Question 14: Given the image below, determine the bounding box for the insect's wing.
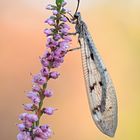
[79,36,117,137]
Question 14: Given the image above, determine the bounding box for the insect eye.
[74,14,78,18]
[74,12,80,18]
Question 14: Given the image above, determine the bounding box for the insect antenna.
[64,0,81,23]
[67,0,81,21]
[74,0,80,16]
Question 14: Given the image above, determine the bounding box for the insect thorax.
[74,12,88,38]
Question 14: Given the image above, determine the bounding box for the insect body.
[74,12,118,137]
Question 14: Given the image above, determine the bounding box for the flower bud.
[62,1,67,7]
[41,57,49,67]
[17,123,25,131]
[44,29,52,36]
[46,4,53,10]
[19,113,28,120]
[60,16,67,22]
[17,132,32,140]
[33,73,46,85]
[43,107,56,115]
[32,84,41,92]
[27,114,38,122]
[40,67,49,77]
[49,71,60,79]
[44,89,53,97]
[45,18,55,25]
[23,104,34,111]
[53,10,58,15]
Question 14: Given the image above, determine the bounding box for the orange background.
[0,0,140,140]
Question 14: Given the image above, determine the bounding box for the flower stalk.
[17,0,72,139]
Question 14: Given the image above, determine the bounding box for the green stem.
[36,83,47,126]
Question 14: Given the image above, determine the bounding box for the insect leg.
[68,32,78,36]
[67,47,81,52]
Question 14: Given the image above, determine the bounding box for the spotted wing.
[79,33,117,137]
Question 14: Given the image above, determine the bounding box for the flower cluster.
[17,1,72,139]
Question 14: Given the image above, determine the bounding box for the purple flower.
[51,40,59,46]
[33,127,43,135]
[33,125,52,139]
[60,28,69,34]
[63,35,72,42]
[24,120,33,129]
[40,124,49,131]
[33,97,40,105]
[54,34,61,40]
[44,89,53,97]
[44,29,52,36]
[41,57,49,67]
[53,10,58,15]
[44,107,56,115]
[40,67,49,77]
[62,23,70,30]
[27,91,40,105]
[40,125,52,138]
[42,127,52,138]
[19,113,28,120]
[54,55,64,63]
[27,91,38,99]
[62,1,67,7]
[23,103,34,111]
[54,49,63,57]
[49,71,60,79]
[19,113,33,128]
[52,61,61,68]
[45,18,55,25]
[46,38,58,48]
[42,50,50,57]
[46,37,53,46]
[59,41,69,49]
[33,73,46,85]
[34,137,43,140]
[49,54,64,68]
[27,114,38,122]
[32,84,41,92]
[55,46,68,57]
[17,123,25,131]
[20,113,38,122]
[46,4,53,10]
[42,51,53,61]
[17,132,32,140]
[62,8,71,13]
[60,16,68,22]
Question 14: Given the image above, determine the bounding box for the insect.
[68,0,118,137]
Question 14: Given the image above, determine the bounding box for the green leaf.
[56,0,64,6]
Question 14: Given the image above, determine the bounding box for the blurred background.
[0,0,140,139]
